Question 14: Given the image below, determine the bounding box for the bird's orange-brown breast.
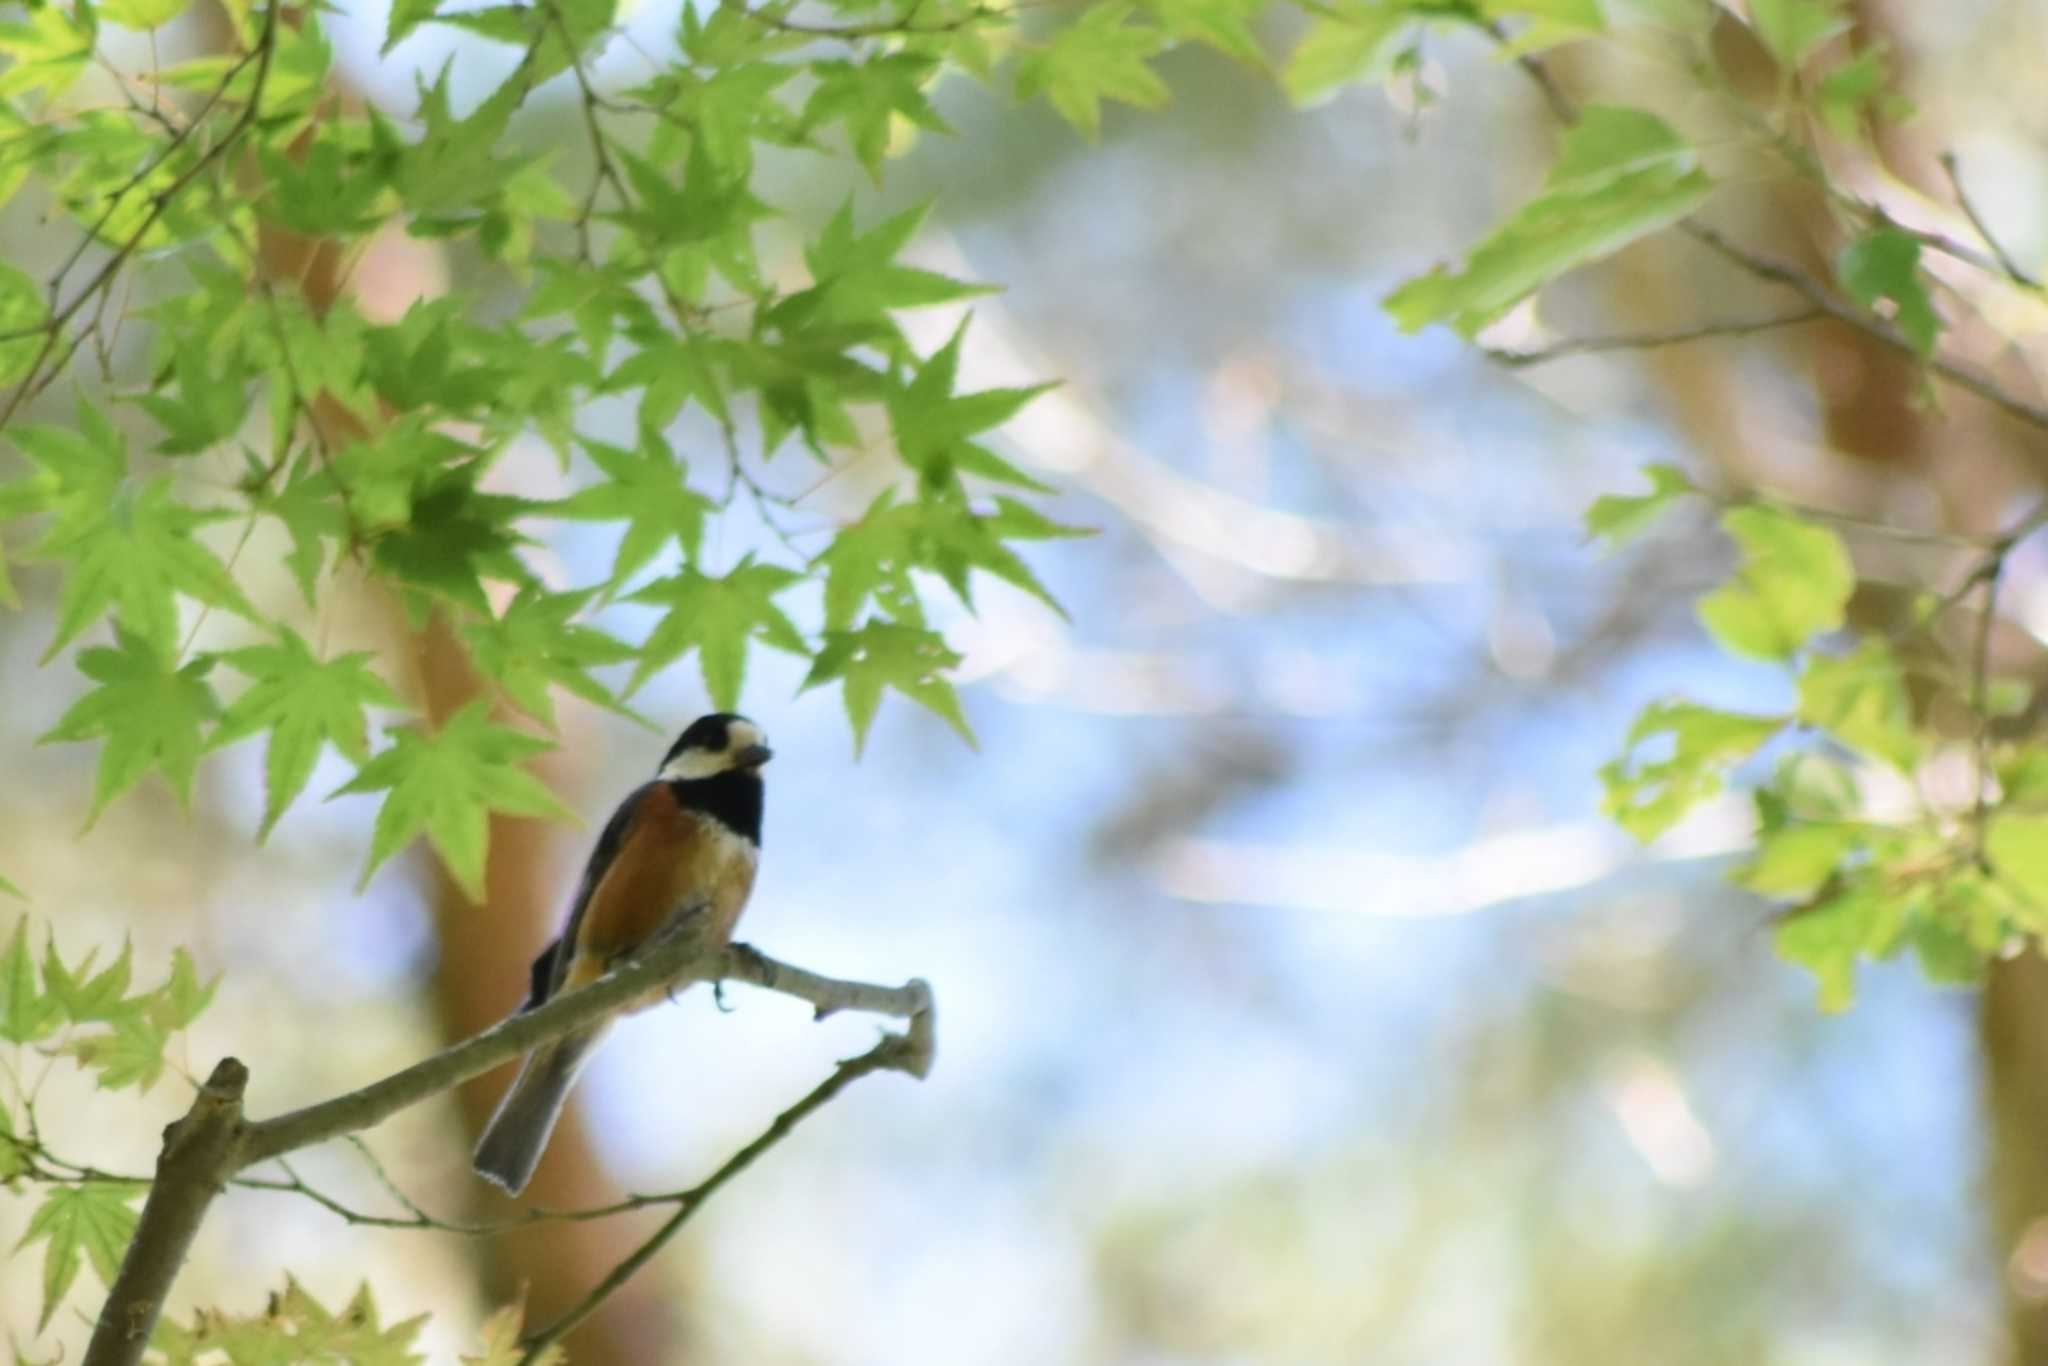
[565,783,758,1003]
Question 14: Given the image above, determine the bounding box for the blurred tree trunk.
[1987,955,2048,1360]
[416,622,682,1362]
[230,14,688,1349]
[1590,3,2048,1357]
[1837,5,2048,1361]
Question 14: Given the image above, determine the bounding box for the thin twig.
[1940,151,2039,290]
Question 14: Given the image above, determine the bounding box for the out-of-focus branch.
[1492,32,2048,436]
[1486,309,1824,365]
[1677,221,2048,434]
[517,1024,932,1365]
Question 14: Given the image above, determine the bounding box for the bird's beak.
[735,743,773,770]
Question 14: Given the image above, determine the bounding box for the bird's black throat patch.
[668,768,763,844]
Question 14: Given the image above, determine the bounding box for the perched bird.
[472,712,772,1194]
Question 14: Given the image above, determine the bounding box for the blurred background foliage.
[7,0,2048,1361]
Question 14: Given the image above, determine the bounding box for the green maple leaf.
[0,1,95,98]
[611,140,770,257]
[32,937,215,1093]
[36,476,255,662]
[1283,5,1419,107]
[0,525,16,610]
[249,456,350,604]
[64,1011,173,1091]
[1748,0,1848,69]
[634,60,800,174]
[331,702,572,902]
[768,200,992,348]
[132,342,252,455]
[17,1181,142,1331]
[38,628,221,824]
[1137,0,1267,62]
[0,918,60,1043]
[462,585,644,728]
[0,259,46,388]
[1384,105,1713,337]
[0,1107,26,1183]
[819,490,1081,631]
[803,620,973,754]
[1015,3,1170,140]
[213,627,406,839]
[103,0,190,32]
[256,135,390,239]
[362,301,518,418]
[6,399,128,543]
[380,62,527,219]
[42,936,133,1022]
[604,333,732,436]
[627,559,808,706]
[801,52,950,179]
[888,319,1055,495]
[553,434,714,587]
[369,464,541,617]
[147,947,219,1032]
[385,0,445,52]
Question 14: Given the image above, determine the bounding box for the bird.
[471,712,772,1195]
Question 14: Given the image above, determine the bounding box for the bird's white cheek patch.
[661,749,727,781]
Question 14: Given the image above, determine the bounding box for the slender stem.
[517,1029,927,1364]
[1940,151,2040,290]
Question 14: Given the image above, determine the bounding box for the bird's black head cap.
[662,712,749,770]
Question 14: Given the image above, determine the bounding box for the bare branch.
[239,938,928,1166]
[83,1059,248,1366]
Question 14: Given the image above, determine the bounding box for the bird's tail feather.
[471,1026,606,1195]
